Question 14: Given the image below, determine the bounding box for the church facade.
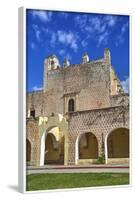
[26,48,129,167]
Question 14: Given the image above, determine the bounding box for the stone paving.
[26,164,129,175]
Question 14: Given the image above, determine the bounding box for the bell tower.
[104,48,111,65]
[43,55,60,91]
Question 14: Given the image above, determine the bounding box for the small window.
[30,110,35,118]
[68,99,75,112]
[51,60,54,65]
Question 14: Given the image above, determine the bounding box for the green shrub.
[96,154,105,164]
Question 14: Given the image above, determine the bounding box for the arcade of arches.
[26,125,129,166]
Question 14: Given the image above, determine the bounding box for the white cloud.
[115,22,128,46]
[66,53,72,61]
[57,30,78,52]
[97,32,109,47]
[75,14,105,34]
[121,23,128,33]
[32,24,38,31]
[41,27,49,34]
[59,49,72,61]
[32,10,52,22]
[59,49,66,56]
[89,16,117,47]
[74,14,88,30]
[81,40,88,48]
[50,32,56,47]
[85,26,93,33]
[71,40,78,52]
[32,85,43,91]
[78,16,106,35]
[36,30,40,41]
[115,35,124,46]
[57,31,71,43]
[104,15,117,27]
[32,24,41,42]
[30,42,36,50]
[121,77,129,93]
[88,16,106,33]
[74,14,120,47]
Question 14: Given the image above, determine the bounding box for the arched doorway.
[39,114,68,166]
[107,128,129,159]
[44,132,64,165]
[75,132,98,164]
[26,139,31,164]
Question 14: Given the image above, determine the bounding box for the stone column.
[64,134,68,165]
[104,48,111,65]
[97,134,104,157]
[30,138,40,166]
[67,134,76,165]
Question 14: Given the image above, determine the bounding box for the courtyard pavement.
[26,164,129,175]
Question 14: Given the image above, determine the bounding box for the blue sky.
[26,9,129,92]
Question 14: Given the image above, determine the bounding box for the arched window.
[30,110,35,118]
[51,60,54,65]
[68,99,75,112]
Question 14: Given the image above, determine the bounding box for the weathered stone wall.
[110,93,129,107]
[26,119,40,166]
[26,91,44,117]
[27,59,115,117]
[47,61,111,111]
[43,89,64,116]
[67,105,129,165]
[110,67,124,95]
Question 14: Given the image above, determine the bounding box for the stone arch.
[46,132,59,150]
[75,132,98,165]
[39,114,68,166]
[105,127,129,164]
[44,130,64,165]
[26,139,31,164]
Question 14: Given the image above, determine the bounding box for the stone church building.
[26,48,129,167]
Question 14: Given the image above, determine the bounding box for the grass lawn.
[26,173,129,191]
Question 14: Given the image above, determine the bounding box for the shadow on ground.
[8,185,18,192]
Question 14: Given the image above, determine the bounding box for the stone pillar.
[63,58,70,68]
[75,94,79,111]
[82,53,89,64]
[64,134,68,165]
[64,97,67,114]
[97,134,104,157]
[27,120,41,166]
[104,48,111,65]
[30,138,40,166]
[104,136,108,164]
[43,58,48,92]
[67,134,76,165]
